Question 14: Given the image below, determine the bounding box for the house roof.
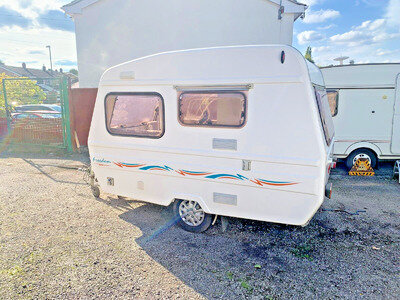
[0,63,78,83]
[0,64,53,78]
[0,65,21,76]
[62,0,307,18]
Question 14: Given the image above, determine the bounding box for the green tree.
[305,46,315,63]
[0,73,46,117]
[69,68,78,76]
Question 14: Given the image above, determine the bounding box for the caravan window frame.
[177,90,247,128]
[104,92,165,139]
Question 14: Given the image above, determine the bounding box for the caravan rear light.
[325,183,333,199]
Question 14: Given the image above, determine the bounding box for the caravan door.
[391,74,400,154]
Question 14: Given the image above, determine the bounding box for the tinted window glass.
[327,90,339,117]
[178,91,246,127]
[105,93,164,138]
[40,113,61,119]
[50,106,62,112]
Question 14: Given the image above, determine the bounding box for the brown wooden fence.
[0,117,7,137]
[69,88,98,147]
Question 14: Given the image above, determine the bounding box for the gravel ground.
[0,153,399,299]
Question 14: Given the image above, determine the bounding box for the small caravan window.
[327,90,339,117]
[105,93,164,138]
[178,91,246,127]
[314,88,335,146]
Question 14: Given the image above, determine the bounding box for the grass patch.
[0,265,24,278]
[239,278,253,292]
[226,271,254,293]
[290,244,314,260]
[226,271,234,280]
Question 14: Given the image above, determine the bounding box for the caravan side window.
[105,93,164,138]
[314,88,335,146]
[178,91,246,127]
[327,90,339,117]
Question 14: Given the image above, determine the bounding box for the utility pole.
[46,45,53,72]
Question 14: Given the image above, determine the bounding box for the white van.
[88,45,335,232]
[321,63,400,168]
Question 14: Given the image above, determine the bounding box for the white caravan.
[88,45,335,232]
[321,64,400,168]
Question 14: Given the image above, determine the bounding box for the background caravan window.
[178,91,246,127]
[105,93,164,138]
[327,90,339,117]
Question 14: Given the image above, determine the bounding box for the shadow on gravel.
[21,158,88,185]
[92,188,400,299]
[1,151,90,185]
[0,150,90,164]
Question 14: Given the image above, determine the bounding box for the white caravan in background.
[88,45,335,233]
[321,63,400,168]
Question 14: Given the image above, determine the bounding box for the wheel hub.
[353,153,371,165]
[178,200,205,226]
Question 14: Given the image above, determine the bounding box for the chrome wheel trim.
[178,200,205,227]
[353,153,371,165]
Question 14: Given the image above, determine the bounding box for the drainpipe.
[278,0,284,20]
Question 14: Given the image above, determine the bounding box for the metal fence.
[1,77,72,151]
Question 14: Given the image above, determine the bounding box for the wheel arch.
[344,142,382,159]
[170,193,211,214]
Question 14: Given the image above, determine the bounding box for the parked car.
[89,45,335,233]
[11,111,61,121]
[321,63,400,168]
[14,104,62,113]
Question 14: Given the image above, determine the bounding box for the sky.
[0,0,399,71]
[0,0,76,71]
[294,0,400,65]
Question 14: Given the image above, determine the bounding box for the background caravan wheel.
[346,148,377,169]
[173,199,213,233]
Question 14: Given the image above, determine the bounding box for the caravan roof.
[321,63,400,88]
[100,45,324,88]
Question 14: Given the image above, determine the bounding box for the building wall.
[73,0,297,88]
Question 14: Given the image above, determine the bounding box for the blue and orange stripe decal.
[139,165,173,172]
[114,162,144,168]
[205,174,248,180]
[250,178,298,187]
[176,170,212,176]
[94,158,299,187]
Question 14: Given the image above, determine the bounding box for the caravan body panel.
[391,74,400,154]
[89,45,333,226]
[322,64,400,160]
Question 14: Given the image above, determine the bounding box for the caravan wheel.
[173,200,212,233]
[91,185,100,198]
[346,149,377,169]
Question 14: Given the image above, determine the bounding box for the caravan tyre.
[173,200,213,233]
[91,185,100,198]
[346,149,377,169]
